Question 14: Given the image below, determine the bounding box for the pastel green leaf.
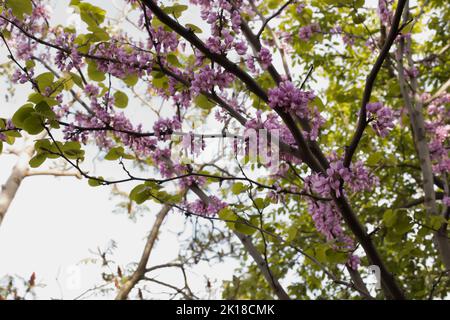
[22,115,44,135]
[114,91,129,108]
[12,104,34,128]
[6,0,32,19]
[35,72,55,93]
[87,60,106,82]
[29,154,47,168]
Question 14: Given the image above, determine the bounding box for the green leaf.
[162,4,188,18]
[63,141,85,159]
[194,94,215,110]
[28,93,59,107]
[34,139,52,153]
[88,177,104,187]
[286,226,298,243]
[22,115,44,135]
[254,198,268,210]
[231,182,246,195]
[87,60,106,82]
[218,208,238,230]
[123,73,139,87]
[152,76,168,89]
[218,208,237,221]
[104,147,123,161]
[35,101,56,120]
[113,91,129,108]
[367,152,384,166]
[383,209,397,228]
[69,72,84,88]
[87,26,110,41]
[325,249,348,264]
[72,2,106,28]
[429,215,447,230]
[25,60,35,70]
[393,214,412,235]
[185,23,202,33]
[354,0,365,8]
[129,184,152,204]
[167,54,182,67]
[234,217,257,236]
[35,72,55,93]
[0,141,3,154]
[12,104,34,128]
[29,154,47,168]
[351,13,365,24]
[6,0,32,19]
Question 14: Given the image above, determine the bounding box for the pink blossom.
[268,80,315,117]
[366,102,395,137]
[258,47,272,69]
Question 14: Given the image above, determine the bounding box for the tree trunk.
[0,145,34,227]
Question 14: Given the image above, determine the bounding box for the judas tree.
[0,0,449,300]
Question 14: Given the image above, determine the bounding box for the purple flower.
[366,102,395,137]
[187,196,227,216]
[268,81,315,118]
[296,3,306,14]
[378,0,394,27]
[258,47,272,69]
[298,23,320,41]
[234,41,247,55]
[443,196,450,207]
[84,84,99,98]
[152,117,181,140]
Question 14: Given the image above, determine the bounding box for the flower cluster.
[12,69,34,84]
[191,65,234,96]
[268,81,315,116]
[187,196,227,217]
[366,102,395,137]
[302,153,379,269]
[426,94,450,174]
[377,0,394,27]
[153,117,181,141]
[84,84,99,98]
[307,154,378,198]
[258,47,272,69]
[65,99,156,156]
[298,23,321,41]
[305,198,360,269]
[54,32,82,72]
[92,38,153,79]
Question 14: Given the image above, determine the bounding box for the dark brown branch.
[142,0,269,102]
[343,0,407,167]
[256,0,294,39]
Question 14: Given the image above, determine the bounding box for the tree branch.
[115,203,173,300]
[344,0,407,167]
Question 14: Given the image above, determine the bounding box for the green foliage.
[5,0,32,19]
[194,94,215,110]
[70,1,106,28]
[29,139,85,169]
[87,60,106,82]
[11,102,57,135]
[104,146,133,161]
[162,3,188,18]
[218,208,258,236]
[113,91,129,108]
